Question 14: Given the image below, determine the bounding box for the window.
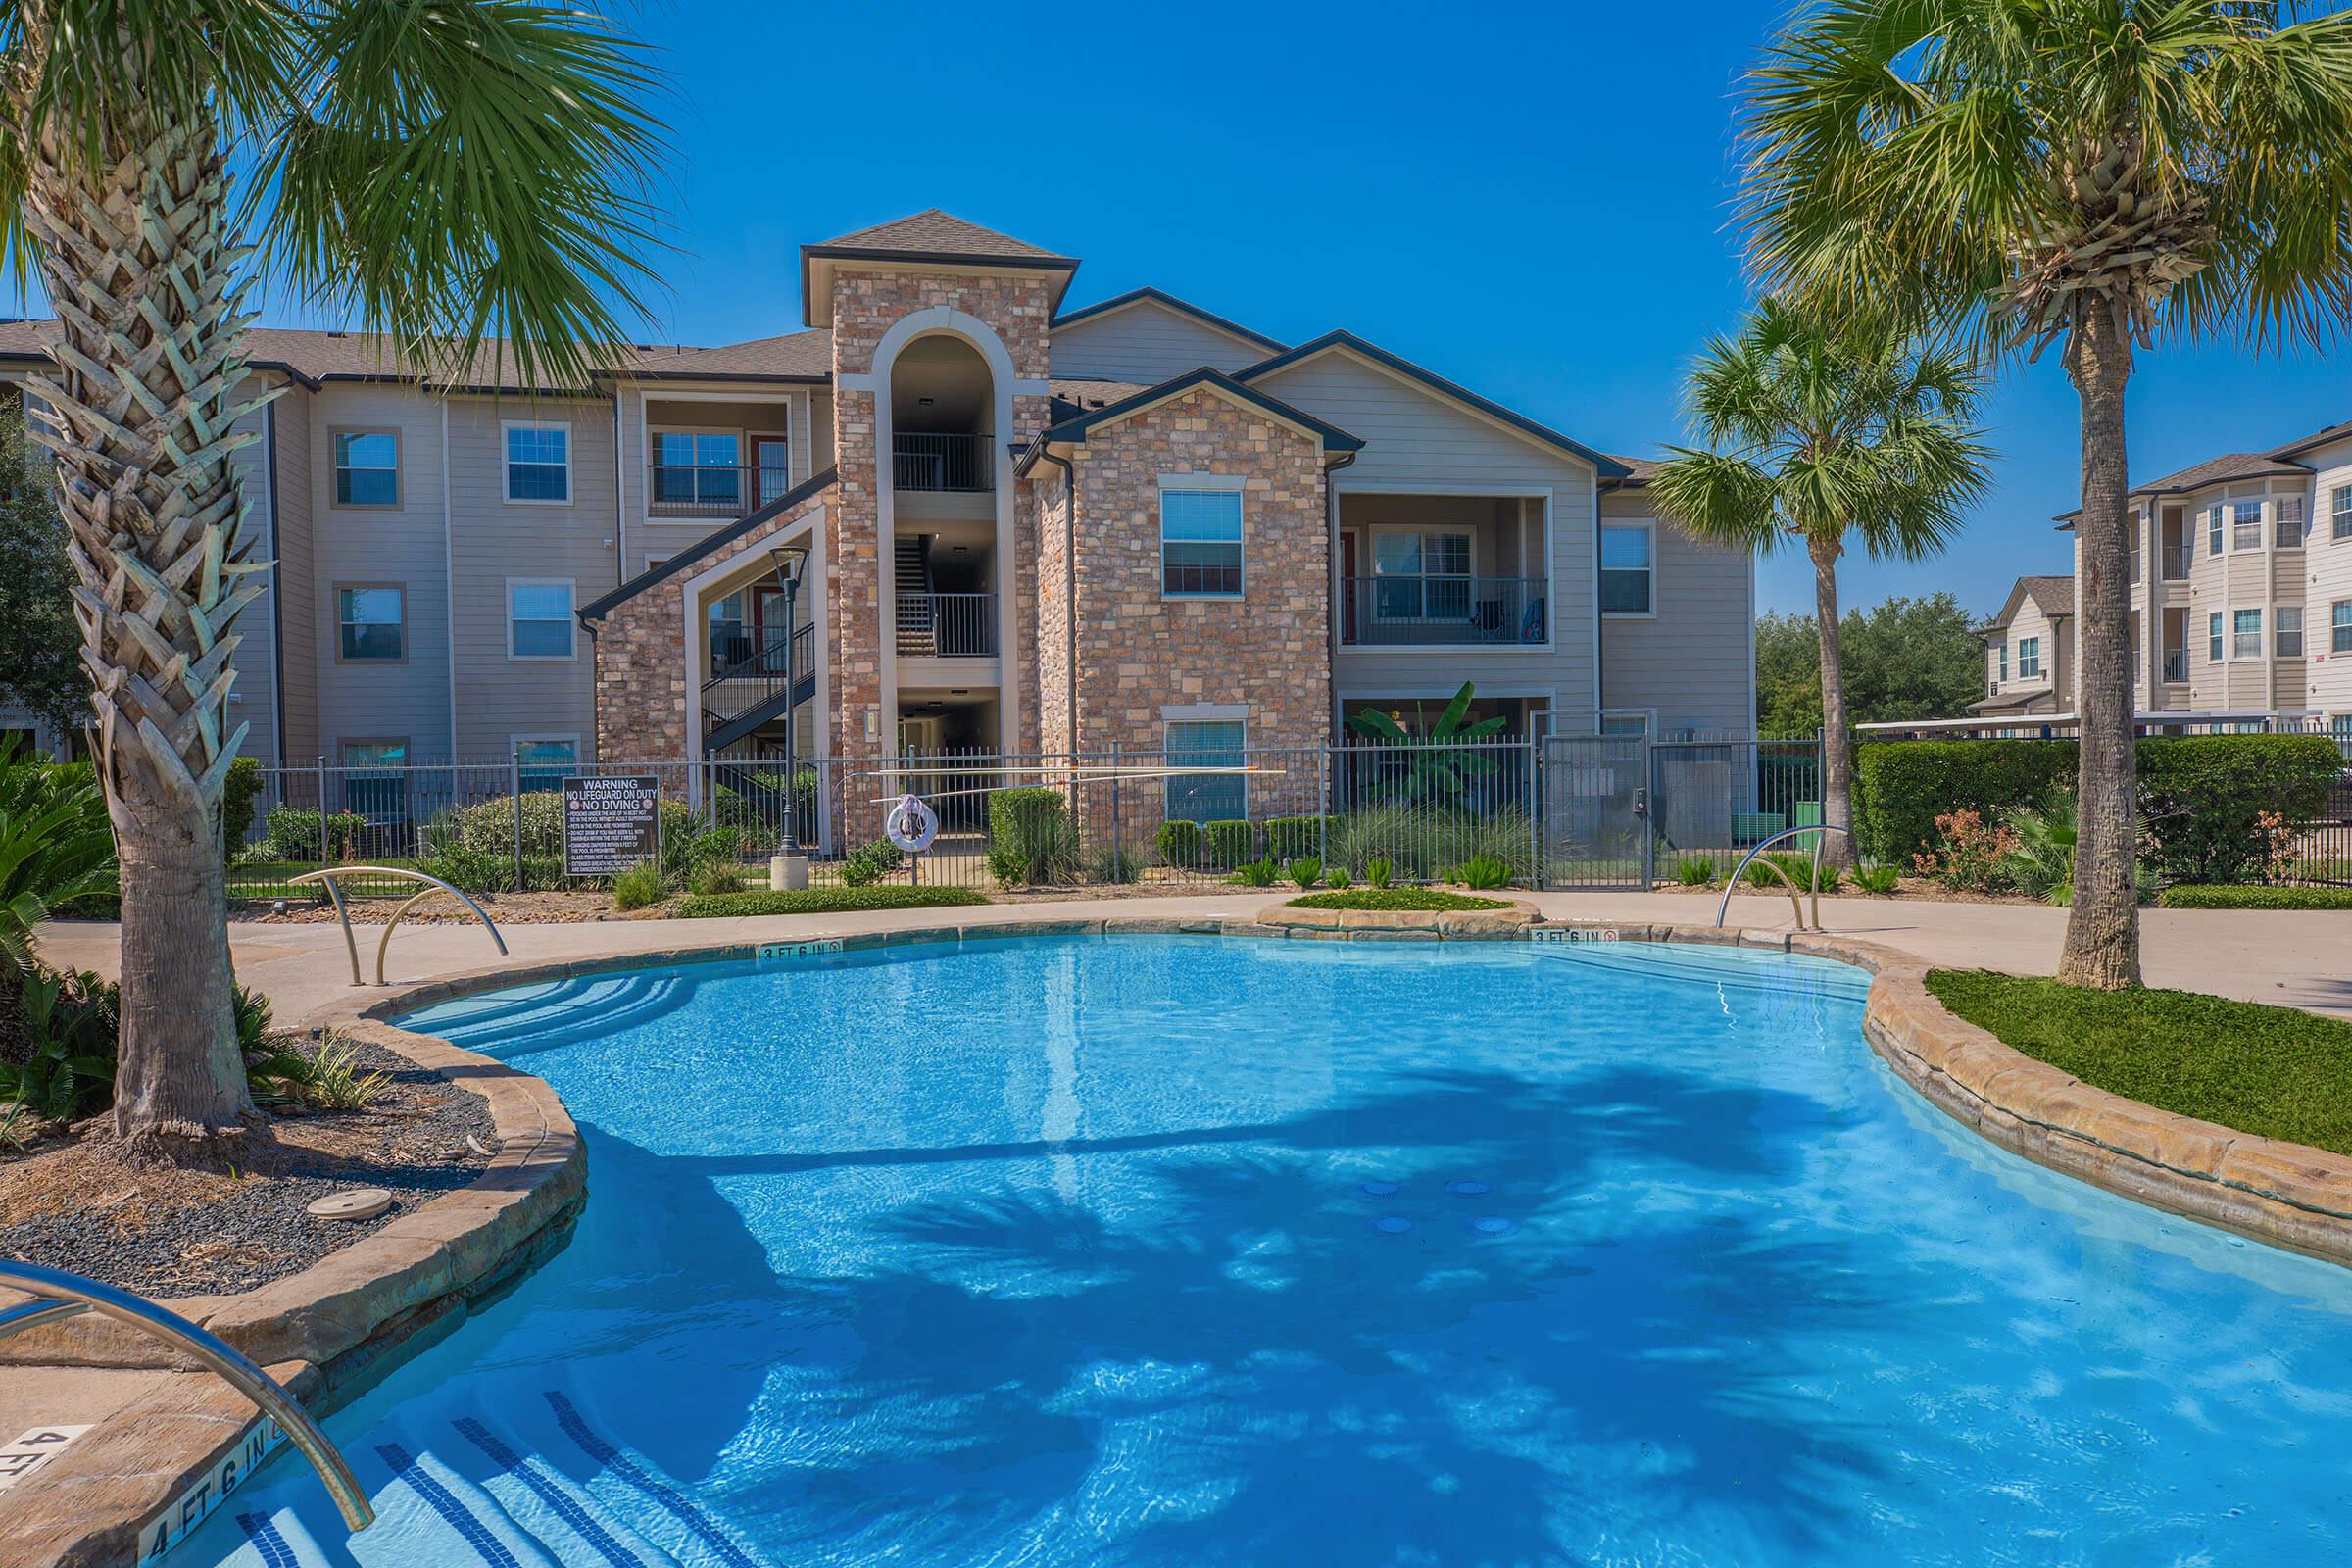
[1994,640,2007,684]
[1165,718,1246,822]
[2336,486,2352,542]
[2278,606,2304,658]
[2208,504,2225,556]
[2208,610,2224,664]
[515,738,577,794]
[2232,500,2264,552]
[336,586,404,662]
[507,579,575,660]
[1600,522,1653,614]
[340,740,406,826]
[1161,489,1243,597]
[1599,712,1650,738]
[2232,608,2263,660]
[332,430,398,507]
[2335,601,2352,656]
[2277,496,2307,549]
[504,422,570,502]
[2017,636,2041,679]
[1371,529,1473,620]
[652,430,743,511]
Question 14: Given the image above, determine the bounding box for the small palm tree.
[2,1,663,1162]
[1738,0,2352,988]
[1651,299,1989,866]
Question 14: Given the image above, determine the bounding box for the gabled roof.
[1980,574,2075,632]
[2269,417,2352,461]
[1016,367,1362,474]
[1236,330,1629,477]
[801,209,1079,327]
[1050,287,1285,354]
[577,467,838,622]
[2053,450,2314,523]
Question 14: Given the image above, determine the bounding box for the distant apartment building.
[0,210,1758,826]
[1972,575,2075,715]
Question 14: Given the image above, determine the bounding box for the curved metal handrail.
[1715,824,1855,932]
[0,1259,374,1531]
[289,866,508,987]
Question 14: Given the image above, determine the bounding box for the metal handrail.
[1715,824,1854,933]
[290,866,507,987]
[0,1259,375,1532]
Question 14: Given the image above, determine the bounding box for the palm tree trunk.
[1809,532,1856,869]
[2057,304,2142,989]
[17,78,267,1158]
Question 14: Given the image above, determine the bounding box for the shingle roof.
[0,318,833,390]
[1979,573,2075,632]
[1604,453,1660,483]
[1049,377,1152,414]
[2133,452,2310,496]
[1019,367,1363,471]
[2269,417,2352,460]
[808,209,1071,263]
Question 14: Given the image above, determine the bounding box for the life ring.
[885,793,940,854]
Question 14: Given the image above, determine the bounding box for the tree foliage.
[1755,593,1985,734]
[0,399,80,740]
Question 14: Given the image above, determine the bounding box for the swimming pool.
[191,935,2352,1566]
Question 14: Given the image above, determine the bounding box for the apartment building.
[1972,575,2075,715]
[0,210,1756,813]
[2055,422,2352,723]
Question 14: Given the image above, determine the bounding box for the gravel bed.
[0,1042,495,1298]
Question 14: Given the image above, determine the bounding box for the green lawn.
[1926,971,2352,1156]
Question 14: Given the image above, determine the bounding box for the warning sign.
[562,774,661,877]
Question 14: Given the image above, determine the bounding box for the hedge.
[672,885,989,918]
[2158,884,2352,910]
[1285,889,1513,912]
[985,787,1077,886]
[1854,734,2343,884]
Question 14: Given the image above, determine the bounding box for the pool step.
[198,1386,763,1567]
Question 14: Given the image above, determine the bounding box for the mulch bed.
[0,1042,493,1298]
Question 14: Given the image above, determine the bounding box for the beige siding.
[616,381,819,572]
[1597,492,1755,737]
[2304,439,2352,716]
[1250,350,1604,721]
[1050,298,1273,382]
[306,384,454,761]
[445,394,612,760]
[271,384,317,762]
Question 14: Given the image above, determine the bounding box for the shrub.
[1325,804,1531,882]
[1286,889,1512,912]
[1264,815,1337,861]
[2137,735,2344,885]
[1,756,116,929]
[1363,858,1393,889]
[1741,856,1786,889]
[221,757,264,854]
[1911,808,2019,894]
[1852,861,1901,895]
[1156,818,1202,868]
[264,805,368,861]
[1672,854,1717,887]
[420,843,512,896]
[1765,850,1841,894]
[2002,796,2078,905]
[611,861,664,910]
[986,788,1078,887]
[1284,857,1324,889]
[1448,854,1513,891]
[302,1035,391,1111]
[839,838,905,889]
[690,861,745,897]
[672,885,989,918]
[1852,740,2076,864]
[1230,856,1279,888]
[1203,819,1257,869]
[1326,867,1353,890]
[1088,844,1144,884]
[2158,883,2352,910]
[2,967,119,1122]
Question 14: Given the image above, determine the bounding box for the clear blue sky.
[32,1,2352,618]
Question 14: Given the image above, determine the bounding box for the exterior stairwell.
[700,619,815,756]
[894,534,936,656]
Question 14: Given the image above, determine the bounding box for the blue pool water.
[191,936,2352,1566]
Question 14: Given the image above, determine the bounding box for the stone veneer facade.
[1031,387,1333,755]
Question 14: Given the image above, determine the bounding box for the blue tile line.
[375,1443,523,1568]
[237,1513,302,1568]
[543,1392,763,1568]
[454,1416,653,1568]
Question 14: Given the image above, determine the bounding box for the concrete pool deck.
[37,890,2352,1022]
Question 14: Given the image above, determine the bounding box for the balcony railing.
[703,622,814,734]
[649,465,793,517]
[2163,649,2189,683]
[1340,576,1545,647]
[2162,544,2193,580]
[897,591,997,658]
[893,432,992,493]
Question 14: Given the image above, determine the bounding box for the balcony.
[649,465,793,518]
[2163,649,2188,683]
[2162,545,2193,580]
[893,432,992,493]
[1340,576,1545,647]
[896,591,997,658]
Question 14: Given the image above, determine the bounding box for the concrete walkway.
[37,889,2352,1021]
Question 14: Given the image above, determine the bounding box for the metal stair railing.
[0,1259,375,1531]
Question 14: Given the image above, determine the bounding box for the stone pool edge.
[0,1026,583,1568]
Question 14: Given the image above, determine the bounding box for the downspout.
[611,386,626,589]
[1031,447,1077,754]
[1324,450,1356,738]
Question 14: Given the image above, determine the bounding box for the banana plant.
[1348,682,1508,804]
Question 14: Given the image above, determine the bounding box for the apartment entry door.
[753,435,792,507]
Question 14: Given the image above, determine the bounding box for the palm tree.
[1738,0,2352,988]
[1651,298,1989,869]
[2,2,662,1163]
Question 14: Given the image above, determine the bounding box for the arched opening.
[890,334,993,493]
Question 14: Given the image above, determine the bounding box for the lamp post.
[767,542,811,891]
